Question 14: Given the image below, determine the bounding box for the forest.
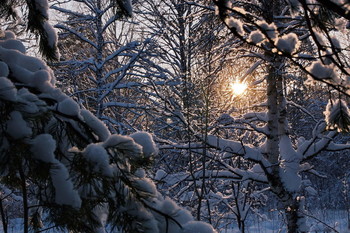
[1,0,350,232]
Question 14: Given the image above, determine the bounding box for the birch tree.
[210,0,350,232]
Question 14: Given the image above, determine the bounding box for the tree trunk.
[265,59,307,232]
[285,200,300,232]
[19,166,28,233]
[95,0,104,119]
[0,198,8,233]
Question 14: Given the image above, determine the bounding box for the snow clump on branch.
[275,33,300,54]
[248,31,265,45]
[225,18,244,36]
[306,61,338,83]
[0,76,16,101]
[257,21,277,40]
[6,111,32,139]
[324,99,350,132]
[130,131,159,157]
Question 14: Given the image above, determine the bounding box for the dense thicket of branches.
[2,0,350,233]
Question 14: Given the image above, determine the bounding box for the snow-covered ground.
[219,209,349,233]
[1,210,349,233]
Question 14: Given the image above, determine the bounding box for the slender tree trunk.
[265,60,307,232]
[232,182,244,233]
[239,220,245,233]
[262,0,306,229]
[19,166,28,233]
[284,199,301,232]
[95,0,105,120]
[265,63,280,165]
[0,198,8,233]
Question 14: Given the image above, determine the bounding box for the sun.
[230,81,247,96]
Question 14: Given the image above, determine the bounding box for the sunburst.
[230,81,247,96]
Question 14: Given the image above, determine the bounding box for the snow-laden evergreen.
[0,32,216,233]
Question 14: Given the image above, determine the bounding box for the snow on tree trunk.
[264,56,307,232]
[265,52,305,232]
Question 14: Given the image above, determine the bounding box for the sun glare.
[230,81,247,96]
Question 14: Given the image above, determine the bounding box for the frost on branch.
[324,99,350,132]
[50,163,82,208]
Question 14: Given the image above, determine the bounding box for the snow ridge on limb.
[0,32,217,233]
[297,120,350,162]
[203,135,271,183]
[206,135,270,166]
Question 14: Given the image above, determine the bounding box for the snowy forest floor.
[1,209,349,233]
[221,210,349,232]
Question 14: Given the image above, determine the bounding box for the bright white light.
[230,81,247,96]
